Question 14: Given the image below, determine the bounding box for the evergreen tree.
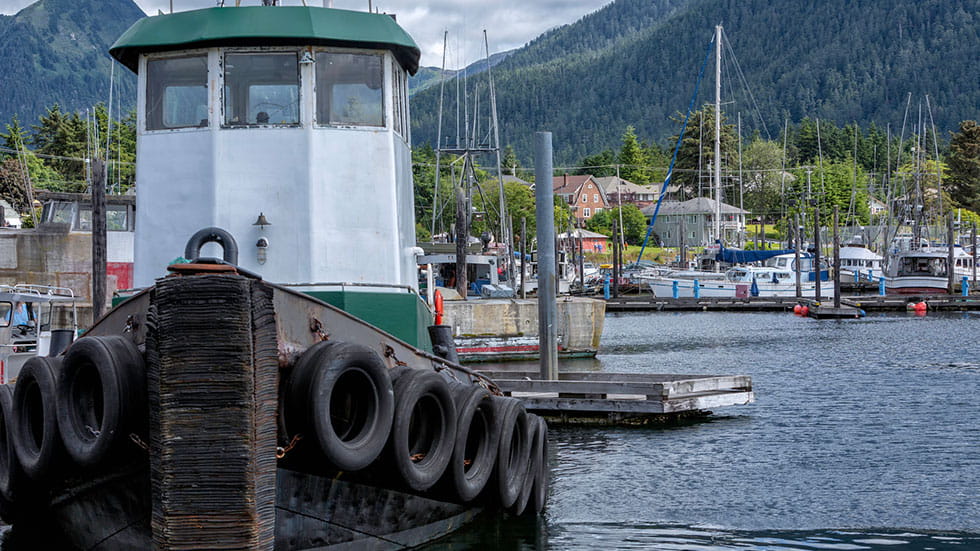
[1,116,30,157]
[618,126,650,184]
[946,120,980,211]
[576,149,616,177]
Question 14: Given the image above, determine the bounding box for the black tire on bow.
[531,415,549,515]
[287,341,394,471]
[12,356,64,480]
[492,396,530,509]
[57,336,146,467]
[386,369,457,492]
[0,384,25,502]
[446,383,497,502]
[509,413,540,516]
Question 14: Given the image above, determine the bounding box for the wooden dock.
[605,294,980,313]
[479,370,754,425]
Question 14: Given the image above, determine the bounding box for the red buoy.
[800,305,809,316]
[793,304,802,315]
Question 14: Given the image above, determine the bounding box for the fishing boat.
[0,4,546,549]
[885,246,973,294]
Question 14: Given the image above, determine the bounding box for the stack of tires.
[0,336,147,521]
[286,341,548,515]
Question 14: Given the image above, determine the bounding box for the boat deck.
[478,371,754,425]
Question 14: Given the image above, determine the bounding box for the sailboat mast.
[714,24,722,245]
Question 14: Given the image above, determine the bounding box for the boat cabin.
[110,6,420,290]
[0,284,77,383]
[109,6,433,347]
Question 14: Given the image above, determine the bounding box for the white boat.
[838,245,884,282]
[648,264,825,298]
[885,246,975,294]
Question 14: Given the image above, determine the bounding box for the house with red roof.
[552,174,609,226]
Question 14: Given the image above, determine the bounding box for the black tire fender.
[287,341,394,471]
[492,396,530,509]
[0,384,25,502]
[447,383,497,502]
[531,415,549,514]
[510,413,540,516]
[387,369,457,492]
[12,356,64,480]
[56,336,146,467]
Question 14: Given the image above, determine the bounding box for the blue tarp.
[716,246,796,264]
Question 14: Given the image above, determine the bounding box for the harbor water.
[2,311,977,549]
[426,310,980,550]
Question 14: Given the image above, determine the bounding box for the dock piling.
[534,132,558,381]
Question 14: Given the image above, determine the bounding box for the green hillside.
[0,0,143,126]
[410,0,980,164]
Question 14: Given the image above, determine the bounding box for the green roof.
[109,6,420,75]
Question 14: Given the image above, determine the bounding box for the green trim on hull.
[303,290,433,352]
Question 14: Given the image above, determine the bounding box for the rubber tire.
[12,356,64,480]
[492,396,530,509]
[287,341,394,471]
[387,369,457,492]
[509,412,539,516]
[531,416,549,514]
[0,384,25,502]
[447,383,497,502]
[56,336,146,467]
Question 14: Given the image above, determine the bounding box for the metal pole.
[520,217,527,299]
[814,204,822,300]
[612,220,620,299]
[947,214,955,295]
[534,132,558,380]
[794,212,802,298]
[714,25,722,246]
[972,222,977,292]
[833,207,841,308]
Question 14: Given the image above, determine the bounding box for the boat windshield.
[898,256,946,277]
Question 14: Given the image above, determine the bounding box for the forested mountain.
[410,50,515,97]
[410,0,980,165]
[0,0,142,127]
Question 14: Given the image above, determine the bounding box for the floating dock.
[605,294,980,313]
[478,370,754,425]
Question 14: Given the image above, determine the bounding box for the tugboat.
[0,3,546,549]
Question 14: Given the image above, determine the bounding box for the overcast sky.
[0,0,612,69]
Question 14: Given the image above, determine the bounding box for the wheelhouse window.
[146,55,208,130]
[224,53,300,126]
[315,52,384,127]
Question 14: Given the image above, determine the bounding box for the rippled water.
[426,311,980,550]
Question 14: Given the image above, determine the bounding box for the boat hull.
[2,272,544,549]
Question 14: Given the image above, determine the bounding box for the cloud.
[0,0,610,69]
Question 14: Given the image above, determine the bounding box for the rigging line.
[636,32,715,263]
[721,28,770,140]
[925,94,943,216]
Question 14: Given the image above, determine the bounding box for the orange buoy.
[800,305,809,317]
[434,289,444,325]
[793,304,802,315]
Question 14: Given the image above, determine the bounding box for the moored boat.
[0,4,546,549]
